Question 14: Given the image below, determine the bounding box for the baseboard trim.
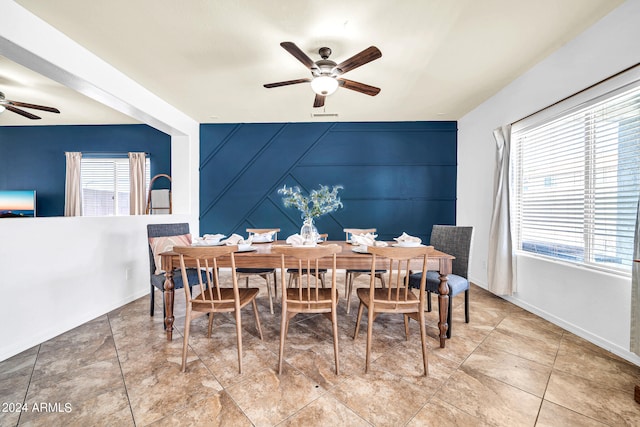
[0,289,149,362]
[468,277,640,367]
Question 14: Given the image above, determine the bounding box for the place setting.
[349,231,425,253]
[250,230,277,243]
[191,232,257,251]
[190,233,226,246]
[392,232,424,247]
[220,233,257,252]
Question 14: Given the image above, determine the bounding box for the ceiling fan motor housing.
[312,59,338,78]
[312,47,338,77]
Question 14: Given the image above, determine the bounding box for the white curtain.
[129,152,146,215]
[488,125,515,295]
[64,152,82,216]
[630,200,640,355]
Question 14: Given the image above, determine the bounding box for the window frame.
[511,65,640,276]
[80,155,150,217]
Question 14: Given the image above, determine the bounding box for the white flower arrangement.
[278,184,343,219]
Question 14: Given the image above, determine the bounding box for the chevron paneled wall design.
[200,121,457,243]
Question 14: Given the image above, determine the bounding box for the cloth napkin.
[350,232,388,247]
[285,234,306,246]
[222,233,253,245]
[253,231,276,242]
[394,232,422,244]
[192,233,225,246]
[203,233,225,242]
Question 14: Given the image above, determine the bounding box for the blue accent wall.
[0,125,171,217]
[200,121,457,243]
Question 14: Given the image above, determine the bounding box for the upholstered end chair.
[409,225,473,339]
[147,223,204,323]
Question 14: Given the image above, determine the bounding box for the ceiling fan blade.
[313,94,325,108]
[334,46,382,75]
[5,105,41,119]
[280,42,316,69]
[337,78,381,96]
[7,100,60,113]
[263,78,311,88]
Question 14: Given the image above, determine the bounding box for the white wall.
[0,214,195,361]
[458,0,640,364]
[0,2,200,361]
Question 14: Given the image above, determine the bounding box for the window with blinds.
[512,71,640,273]
[81,157,150,216]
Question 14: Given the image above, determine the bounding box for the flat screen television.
[0,190,36,218]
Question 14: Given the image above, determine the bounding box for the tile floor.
[2,271,640,426]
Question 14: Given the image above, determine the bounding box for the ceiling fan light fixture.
[311,76,338,96]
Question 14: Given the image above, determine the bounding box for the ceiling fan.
[0,91,60,120]
[264,42,382,108]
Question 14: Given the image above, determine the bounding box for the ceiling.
[0,0,624,126]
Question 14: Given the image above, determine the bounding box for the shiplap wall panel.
[200,121,456,243]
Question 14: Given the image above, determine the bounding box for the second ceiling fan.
[0,91,60,120]
[264,42,382,108]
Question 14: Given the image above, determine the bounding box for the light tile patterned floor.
[2,272,640,426]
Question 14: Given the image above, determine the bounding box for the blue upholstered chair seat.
[422,271,469,295]
[409,272,469,300]
[150,268,206,291]
[408,271,470,339]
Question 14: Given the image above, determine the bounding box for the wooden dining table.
[160,240,455,348]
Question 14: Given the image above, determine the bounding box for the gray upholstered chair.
[409,225,473,339]
[147,223,204,322]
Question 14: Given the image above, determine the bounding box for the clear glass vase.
[300,217,319,245]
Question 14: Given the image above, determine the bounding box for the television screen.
[0,190,36,218]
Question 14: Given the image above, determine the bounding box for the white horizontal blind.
[512,77,640,273]
[81,157,150,216]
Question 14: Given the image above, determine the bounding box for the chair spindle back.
[174,245,239,309]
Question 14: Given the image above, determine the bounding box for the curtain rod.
[512,62,640,126]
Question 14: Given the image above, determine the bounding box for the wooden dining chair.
[273,244,342,374]
[236,227,280,314]
[174,245,264,373]
[343,228,386,314]
[286,233,329,288]
[353,245,430,376]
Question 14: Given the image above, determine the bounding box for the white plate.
[235,246,257,252]
[352,246,369,254]
[192,240,224,246]
[392,242,424,248]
